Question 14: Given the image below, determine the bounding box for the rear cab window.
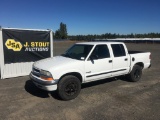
[111,44,126,57]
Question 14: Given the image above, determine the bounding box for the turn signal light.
[41,76,53,81]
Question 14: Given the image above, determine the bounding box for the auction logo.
[5,39,22,51]
[5,39,50,52]
[24,42,49,51]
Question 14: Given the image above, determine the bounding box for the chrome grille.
[32,67,40,77]
[33,67,40,73]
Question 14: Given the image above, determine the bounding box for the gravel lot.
[0,42,160,120]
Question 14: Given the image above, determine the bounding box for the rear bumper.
[30,73,57,91]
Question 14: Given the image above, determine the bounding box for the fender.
[51,69,84,82]
[52,69,85,82]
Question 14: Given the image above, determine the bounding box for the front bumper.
[148,63,151,68]
[30,73,58,91]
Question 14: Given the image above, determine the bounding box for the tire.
[127,65,142,82]
[58,75,81,100]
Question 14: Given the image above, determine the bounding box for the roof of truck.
[76,42,123,45]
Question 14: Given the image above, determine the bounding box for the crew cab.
[30,42,151,100]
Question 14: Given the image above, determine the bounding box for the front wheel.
[58,75,81,100]
[127,65,142,82]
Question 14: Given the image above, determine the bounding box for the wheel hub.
[65,82,77,96]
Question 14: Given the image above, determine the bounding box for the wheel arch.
[59,72,83,83]
[134,62,144,69]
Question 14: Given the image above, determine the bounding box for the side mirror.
[90,54,98,60]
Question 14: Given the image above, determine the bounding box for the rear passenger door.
[85,44,112,82]
[111,44,129,76]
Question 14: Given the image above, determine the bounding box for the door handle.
[109,60,112,63]
[125,58,128,61]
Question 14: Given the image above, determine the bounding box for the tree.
[68,32,160,41]
[55,22,68,39]
[55,30,61,39]
[60,22,68,39]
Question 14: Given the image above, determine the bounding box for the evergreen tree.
[55,29,60,39]
[55,22,68,39]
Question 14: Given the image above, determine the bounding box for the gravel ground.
[0,42,160,120]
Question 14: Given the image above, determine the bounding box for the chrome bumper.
[30,73,58,91]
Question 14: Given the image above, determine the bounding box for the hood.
[33,56,80,71]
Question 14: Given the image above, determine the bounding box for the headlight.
[40,70,52,77]
[40,70,53,81]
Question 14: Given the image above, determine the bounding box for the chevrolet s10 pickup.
[30,42,151,100]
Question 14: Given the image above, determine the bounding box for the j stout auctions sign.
[2,29,51,64]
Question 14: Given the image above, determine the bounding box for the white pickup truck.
[30,42,151,100]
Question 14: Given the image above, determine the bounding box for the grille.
[33,67,40,73]
[32,67,40,77]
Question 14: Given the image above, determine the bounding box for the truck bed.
[128,51,149,54]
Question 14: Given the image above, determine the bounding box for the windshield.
[61,44,93,60]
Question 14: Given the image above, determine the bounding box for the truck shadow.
[50,78,119,100]
[25,77,127,100]
[25,80,61,100]
[25,80,50,98]
[81,77,118,89]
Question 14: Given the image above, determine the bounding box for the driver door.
[85,44,113,82]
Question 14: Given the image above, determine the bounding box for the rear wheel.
[58,75,81,100]
[127,65,142,82]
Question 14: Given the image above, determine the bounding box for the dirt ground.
[0,41,160,120]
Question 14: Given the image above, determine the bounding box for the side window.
[91,45,110,59]
[111,44,126,57]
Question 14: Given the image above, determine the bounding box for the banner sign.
[2,29,51,64]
